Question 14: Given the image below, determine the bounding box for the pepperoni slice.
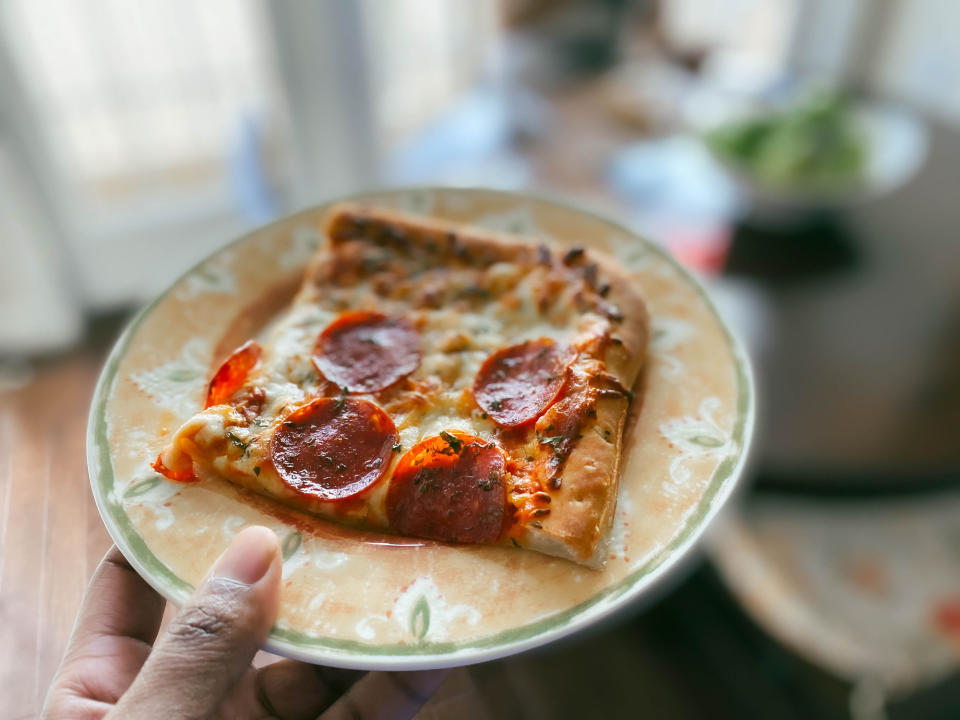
[270,397,397,502]
[313,312,421,393]
[151,453,198,483]
[473,338,570,427]
[386,432,507,543]
[205,340,262,409]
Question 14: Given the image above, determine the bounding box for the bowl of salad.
[701,91,927,217]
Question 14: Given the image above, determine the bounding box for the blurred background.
[1,1,959,717]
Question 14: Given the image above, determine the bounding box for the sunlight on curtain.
[1,0,277,213]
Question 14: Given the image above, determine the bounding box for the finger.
[68,546,166,649]
[321,669,449,720]
[110,525,282,720]
[44,546,166,711]
[254,660,364,720]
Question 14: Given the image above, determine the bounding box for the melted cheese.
[160,234,617,535]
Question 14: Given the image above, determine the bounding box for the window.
[359,0,498,153]
[2,0,280,225]
[870,0,960,124]
[661,0,799,90]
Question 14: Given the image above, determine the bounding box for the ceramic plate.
[88,187,754,669]
[709,496,960,695]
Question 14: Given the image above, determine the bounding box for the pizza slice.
[153,203,649,567]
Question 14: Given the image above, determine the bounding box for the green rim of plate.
[87,187,755,669]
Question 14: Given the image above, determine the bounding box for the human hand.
[44,526,447,719]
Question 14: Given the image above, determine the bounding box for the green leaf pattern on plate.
[282,531,303,562]
[410,595,431,643]
[118,472,180,531]
[660,397,735,487]
[166,368,202,382]
[388,577,481,644]
[338,576,485,644]
[471,206,543,238]
[612,234,678,278]
[688,435,724,448]
[176,255,237,298]
[130,337,210,416]
[279,226,322,270]
[649,317,695,379]
[398,189,435,215]
[123,476,164,499]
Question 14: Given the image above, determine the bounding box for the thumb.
[110,525,282,720]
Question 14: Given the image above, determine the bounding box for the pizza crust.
[516,395,630,567]
[515,256,649,568]
[593,252,651,388]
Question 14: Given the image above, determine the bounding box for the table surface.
[1,339,113,718]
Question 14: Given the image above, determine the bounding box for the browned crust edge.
[518,395,631,567]
[517,253,649,567]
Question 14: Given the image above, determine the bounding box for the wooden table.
[1,337,114,718]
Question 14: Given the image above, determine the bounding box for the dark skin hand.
[43,526,448,719]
